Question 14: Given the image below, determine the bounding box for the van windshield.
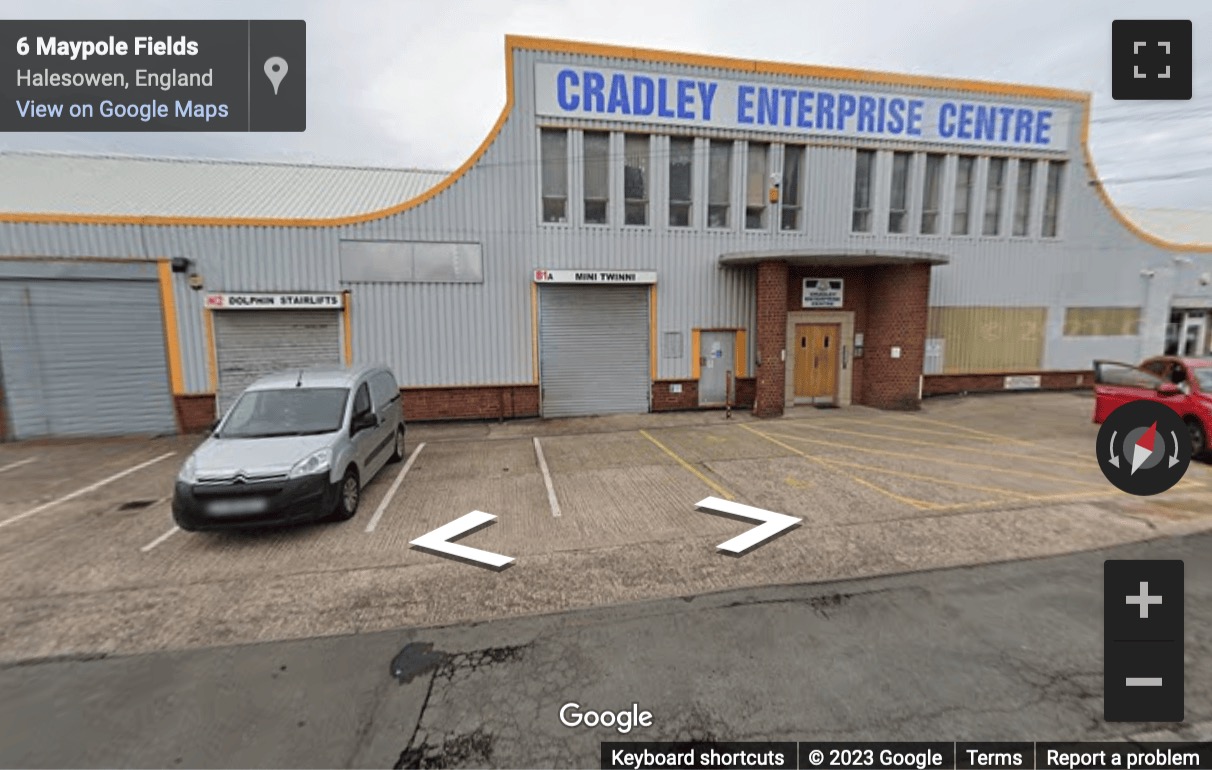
[219,388,349,438]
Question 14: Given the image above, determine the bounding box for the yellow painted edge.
[639,429,735,500]
[531,282,540,383]
[691,329,701,380]
[342,290,354,366]
[735,329,747,378]
[204,307,218,394]
[156,260,185,395]
[1078,98,1212,253]
[649,285,658,381]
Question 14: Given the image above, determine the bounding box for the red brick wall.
[923,370,1092,396]
[652,380,698,411]
[403,385,540,421]
[861,264,932,410]
[174,394,217,433]
[735,377,755,407]
[754,261,789,417]
[788,267,870,403]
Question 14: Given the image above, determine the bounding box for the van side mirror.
[352,411,376,433]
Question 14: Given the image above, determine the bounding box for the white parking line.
[0,451,176,531]
[141,526,180,553]
[365,442,425,533]
[0,456,37,474]
[533,437,561,518]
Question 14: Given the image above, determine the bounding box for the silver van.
[172,364,406,531]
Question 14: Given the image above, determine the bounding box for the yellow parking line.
[773,420,1095,471]
[639,430,735,501]
[891,414,1091,460]
[929,489,1114,512]
[742,425,937,510]
[760,430,1105,489]
[811,414,1086,453]
[811,456,1038,499]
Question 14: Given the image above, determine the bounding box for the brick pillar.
[754,260,789,418]
[861,263,931,410]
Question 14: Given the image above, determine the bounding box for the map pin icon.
[264,57,288,95]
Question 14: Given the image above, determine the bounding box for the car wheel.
[1187,417,1207,459]
[333,467,360,521]
[388,426,406,463]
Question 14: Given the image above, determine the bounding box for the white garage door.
[214,310,342,415]
[539,285,650,417]
[0,278,176,439]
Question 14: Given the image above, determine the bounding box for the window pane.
[746,143,768,229]
[781,145,804,231]
[888,152,910,233]
[983,157,1006,235]
[708,140,731,228]
[920,153,943,234]
[583,131,610,224]
[623,134,649,226]
[953,156,974,235]
[669,137,693,227]
[852,150,874,232]
[1013,159,1034,236]
[540,129,567,223]
[1043,161,1064,237]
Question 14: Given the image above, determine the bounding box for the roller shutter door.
[214,310,342,415]
[539,285,649,417]
[0,279,176,439]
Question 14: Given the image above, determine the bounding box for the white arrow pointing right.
[696,497,802,555]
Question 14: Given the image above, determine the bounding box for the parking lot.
[3,391,1212,665]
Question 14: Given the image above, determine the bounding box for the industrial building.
[1,35,1211,440]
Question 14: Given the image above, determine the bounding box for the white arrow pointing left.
[697,497,802,555]
[409,511,514,569]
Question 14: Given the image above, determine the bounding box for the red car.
[1093,356,1212,456]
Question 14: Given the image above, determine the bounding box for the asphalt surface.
[5,393,1212,665]
[2,531,1208,769]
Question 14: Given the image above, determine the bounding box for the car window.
[220,388,349,438]
[353,383,371,415]
[371,371,398,410]
[1142,360,1168,376]
[1194,369,1212,392]
[1096,362,1165,389]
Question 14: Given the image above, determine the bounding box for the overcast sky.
[5,0,1211,209]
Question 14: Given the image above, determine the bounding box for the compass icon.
[1096,400,1192,495]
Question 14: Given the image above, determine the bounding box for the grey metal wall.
[2,43,1210,394]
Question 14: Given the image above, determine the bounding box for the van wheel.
[388,426,406,463]
[333,468,360,521]
[1187,418,1207,459]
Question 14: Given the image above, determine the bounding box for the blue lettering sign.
[737,84,755,124]
[584,71,606,112]
[906,100,924,136]
[557,69,579,110]
[837,93,857,130]
[698,82,717,121]
[857,95,876,133]
[633,76,655,116]
[657,78,676,118]
[797,90,814,128]
[1035,109,1052,145]
[937,102,956,138]
[608,73,630,114]
[676,79,695,119]
[887,97,906,134]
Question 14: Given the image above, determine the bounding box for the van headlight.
[178,455,198,484]
[289,448,332,479]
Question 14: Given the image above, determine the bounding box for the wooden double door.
[793,323,839,403]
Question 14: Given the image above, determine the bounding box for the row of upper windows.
[538,127,1067,238]
[539,128,805,231]
[852,149,1066,238]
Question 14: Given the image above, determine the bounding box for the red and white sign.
[205,292,344,310]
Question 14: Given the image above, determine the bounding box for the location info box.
[0,20,305,131]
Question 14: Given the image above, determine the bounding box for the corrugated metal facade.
[2,39,1211,403]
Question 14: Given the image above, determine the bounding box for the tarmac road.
[2,531,1208,769]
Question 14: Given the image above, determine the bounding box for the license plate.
[207,497,268,515]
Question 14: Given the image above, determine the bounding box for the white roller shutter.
[0,279,175,439]
[214,310,342,415]
[539,285,650,417]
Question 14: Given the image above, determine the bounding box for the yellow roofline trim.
[2,34,1209,251]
